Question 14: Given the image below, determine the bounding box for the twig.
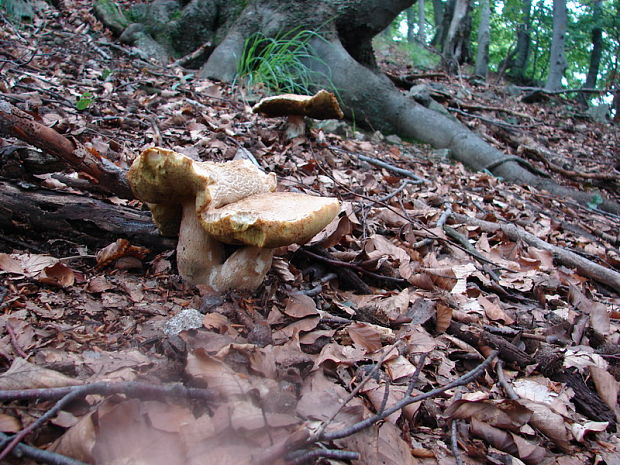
[5,322,28,359]
[0,381,217,460]
[0,388,83,460]
[317,345,399,438]
[450,390,464,465]
[0,432,87,465]
[169,42,212,68]
[329,146,428,184]
[376,179,415,203]
[320,351,498,441]
[0,381,217,402]
[286,448,359,464]
[299,248,408,285]
[496,360,519,401]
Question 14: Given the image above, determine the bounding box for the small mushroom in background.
[127,147,340,292]
[252,89,344,139]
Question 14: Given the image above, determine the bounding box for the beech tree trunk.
[584,0,603,90]
[545,0,568,91]
[507,0,532,83]
[441,0,471,72]
[474,0,490,79]
[417,0,426,42]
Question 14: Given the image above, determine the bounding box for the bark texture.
[507,0,532,83]
[545,0,568,91]
[474,0,490,78]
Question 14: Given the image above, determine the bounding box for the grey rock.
[164,308,204,337]
[385,134,402,145]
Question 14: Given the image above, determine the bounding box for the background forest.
[383,0,619,115]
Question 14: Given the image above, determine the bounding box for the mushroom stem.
[177,201,275,291]
[177,200,225,285]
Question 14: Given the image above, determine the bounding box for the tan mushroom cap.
[201,192,340,248]
[252,89,344,120]
[127,147,277,235]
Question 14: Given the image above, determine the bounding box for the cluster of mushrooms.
[127,146,340,292]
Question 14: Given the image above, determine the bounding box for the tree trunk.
[417,0,426,42]
[508,0,532,83]
[80,0,620,216]
[584,0,603,90]
[406,6,415,43]
[545,0,568,91]
[474,0,490,79]
[441,0,472,73]
[430,0,445,46]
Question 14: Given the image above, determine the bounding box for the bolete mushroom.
[127,147,340,291]
[252,89,344,139]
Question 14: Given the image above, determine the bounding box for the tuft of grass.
[236,29,334,96]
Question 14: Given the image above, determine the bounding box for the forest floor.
[1,3,620,465]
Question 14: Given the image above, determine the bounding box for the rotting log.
[0,178,173,251]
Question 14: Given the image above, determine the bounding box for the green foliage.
[75,92,95,111]
[236,29,334,95]
[587,193,604,209]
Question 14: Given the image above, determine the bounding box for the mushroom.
[127,147,340,291]
[252,89,344,139]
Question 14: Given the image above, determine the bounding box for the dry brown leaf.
[0,413,21,433]
[338,421,422,465]
[346,322,384,353]
[589,366,620,414]
[92,399,188,465]
[0,357,79,390]
[48,410,96,463]
[470,418,547,464]
[445,399,531,432]
[517,399,572,452]
[37,262,75,287]
[283,294,319,318]
[435,302,452,333]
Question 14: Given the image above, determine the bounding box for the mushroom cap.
[252,89,344,120]
[201,192,340,248]
[127,147,277,235]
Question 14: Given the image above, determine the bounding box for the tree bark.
[0,179,173,250]
[508,0,532,83]
[545,0,568,91]
[584,0,603,91]
[441,0,471,72]
[474,0,490,78]
[0,101,131,198]
[417,0,426,42]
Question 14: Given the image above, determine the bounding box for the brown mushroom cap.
[252,89,344,120]
[127,147,277,235]
[201,192,340,248]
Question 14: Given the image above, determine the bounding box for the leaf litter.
[0,3,619,465]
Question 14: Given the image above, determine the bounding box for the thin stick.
[320,351,497,441]
[496,360,519,400]
[0,432,87,465]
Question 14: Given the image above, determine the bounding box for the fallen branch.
[451,213,620,291]
[0,178,173,250]
[0,99,132,197]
